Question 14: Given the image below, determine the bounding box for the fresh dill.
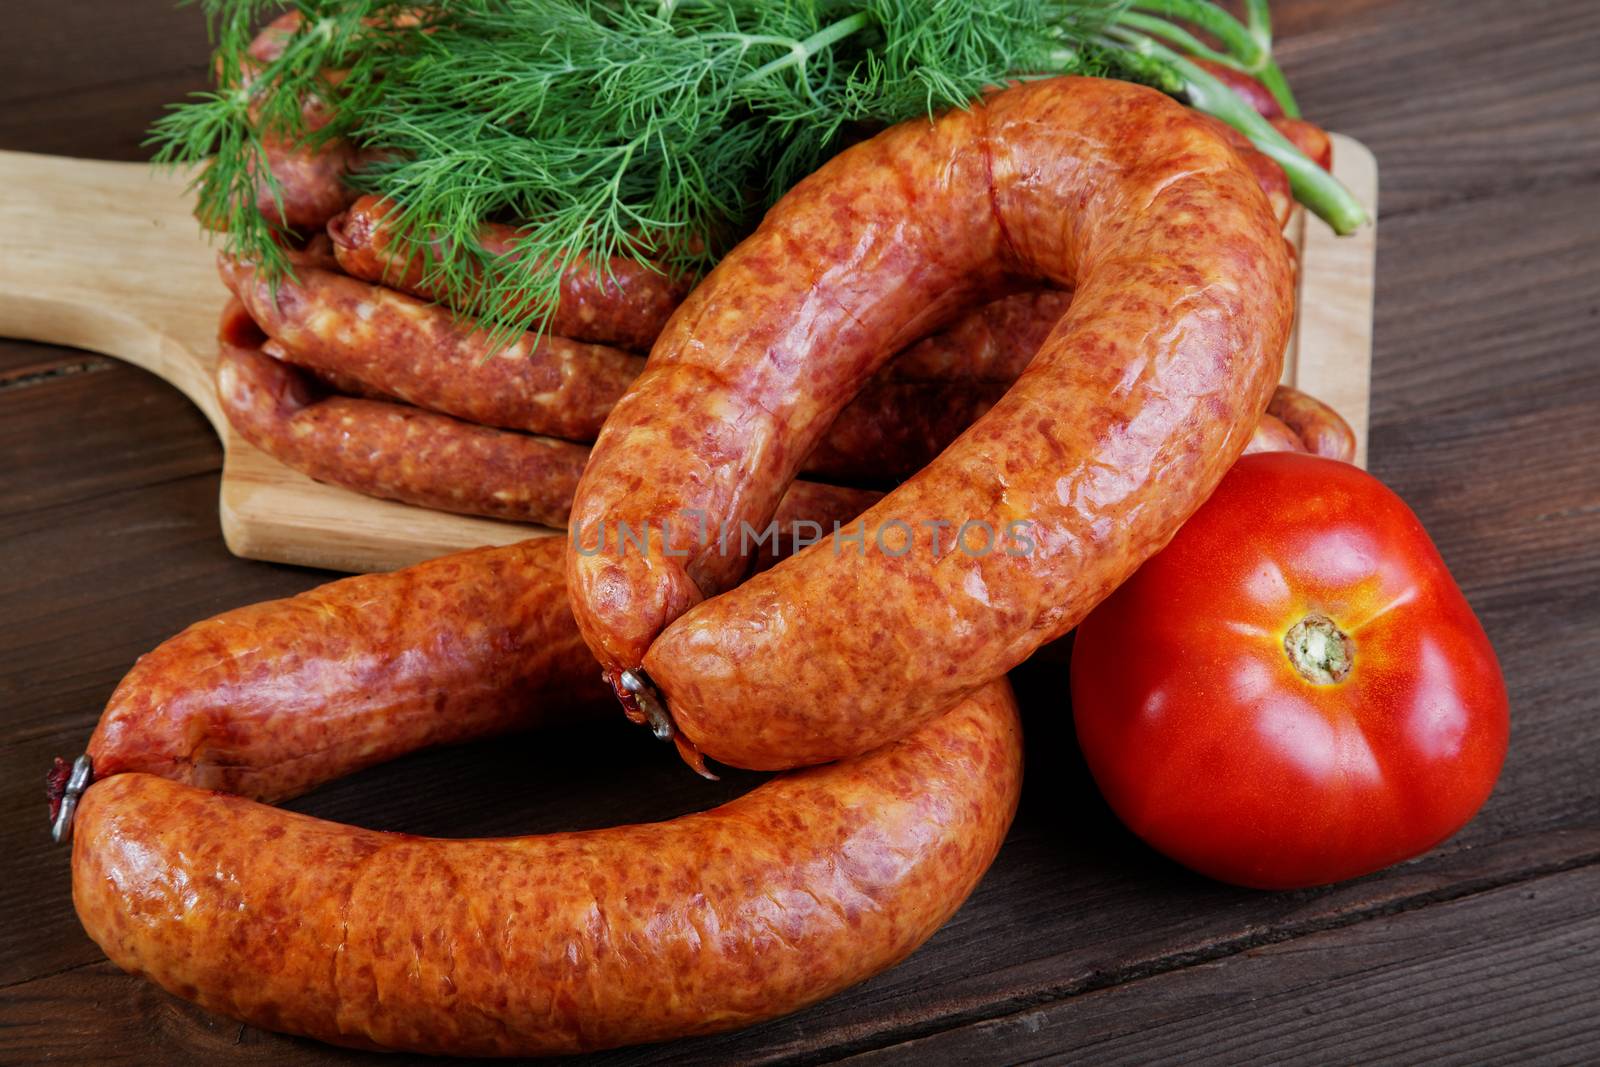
[150,0,1366,343]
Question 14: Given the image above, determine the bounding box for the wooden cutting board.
[0,140,1377,574]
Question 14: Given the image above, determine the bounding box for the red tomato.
[1071,453,1508,889]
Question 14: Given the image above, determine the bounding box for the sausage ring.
[70,679,1021,1055]
[566,76,1295,770]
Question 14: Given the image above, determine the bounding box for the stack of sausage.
[213,16,1350,534]
[60,23,1357,1059]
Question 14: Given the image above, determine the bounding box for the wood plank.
[1274,0,1600,219]
[838,864,1600,1065]
[0,1,208,159]
[0,346,217,518]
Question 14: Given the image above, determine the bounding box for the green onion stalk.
[152,0,1369,342]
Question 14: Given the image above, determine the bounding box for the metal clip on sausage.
[49,754,94,845]
[618,669,676,742]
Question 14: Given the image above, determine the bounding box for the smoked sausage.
[249,138,364,233]
[567,77,1295,770]
[1268,382,1357,461]
[72,681,1021,1055]
[330,194,690,352]
[83,460,881,807]
[221,259,1037,481]
[217,304,594,527]
[220,257,644,441]
[1191,58,1284,120]
[1243,412,1305,456]
[209,13,359,235]
[85,535,604,803]
[884,288,1073,383]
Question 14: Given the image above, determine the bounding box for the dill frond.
[151,0,1362,345]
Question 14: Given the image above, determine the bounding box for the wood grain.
[841,865,1600,1065]
[0,135,1376,573]
[1,1,1597,1064]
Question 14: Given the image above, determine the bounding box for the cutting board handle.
[0,148,556,573]
[0,150,225,430]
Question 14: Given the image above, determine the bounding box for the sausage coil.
[567,77,1295,771]
[73,679,1020,1054]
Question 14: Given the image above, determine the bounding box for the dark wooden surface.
[2,1,1597,1063]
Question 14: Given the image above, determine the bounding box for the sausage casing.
[1243,412,1305,455]
[218,302,594,526]
[220,258,642,441]
[569,77,1294,770]
[86,535,604,803]
[222,260,1033,481]
[1192,58,1285,120]
[330,194,690,352]
[73,682,1021,1055]
[1268,382,1357,461]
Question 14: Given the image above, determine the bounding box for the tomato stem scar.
[1284,614,1353,685]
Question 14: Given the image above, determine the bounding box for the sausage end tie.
[48,753,93,844]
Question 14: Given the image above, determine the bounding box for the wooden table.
[3,2,1596,1062]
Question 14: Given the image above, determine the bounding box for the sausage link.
[221,260,1031,481]
[217,300,592,526]
[244,11,302,64]
[329,195,690,352]
[204,14,356,235]
[1193,113,1293,228]
[1191,58,1284,120]
[1243,412,1305,455]
[1267,382,1358,461]
[86,535,605,803]
[568,77,1294,770]
[270,338,391,399]
[248,138,364,233]
[220,343,591,524]
[884,288,1073,382]
[220,258,642,441]
[1271,116,1334,172]
[73,682,1021,1055]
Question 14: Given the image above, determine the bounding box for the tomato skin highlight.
[1070,453,1509,890]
